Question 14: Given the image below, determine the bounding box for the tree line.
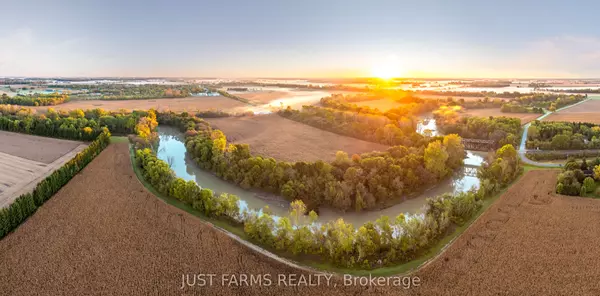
[158,111,465,212]
[57,84,211,100]
[508,93,584,112]
[526,121,600,150]
[556,158,600,196]
[526,150,600,161]
[0,93,70,106]
[320,94,440,120]
[0,129,111,239]
[500,103,543,114]
[447,97,505,109]
[434,108,521,148]
[0,105,146,141]
[279,105,427,147]
[134,138,522,269]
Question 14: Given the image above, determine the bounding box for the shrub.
[584,177,596,193]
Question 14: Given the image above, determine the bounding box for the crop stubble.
[0,131,87,209]
[2,145,600,295]
[31,96,247,113]
[543,99,600,124]
[205,115,389,162]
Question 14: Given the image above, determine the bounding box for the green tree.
[424,140,449,178]
[442,134,464,169]
[583,177,595,193]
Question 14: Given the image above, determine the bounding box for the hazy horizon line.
[3,76,600,81]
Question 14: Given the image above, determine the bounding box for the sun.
[370,57,403,79]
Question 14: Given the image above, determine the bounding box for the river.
[156,125,486,225]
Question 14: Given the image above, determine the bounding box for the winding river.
[157,125,486,226]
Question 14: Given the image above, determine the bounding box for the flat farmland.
[205,114,389,162]
[543,99,600,124]
[462,108,540,124]
[237,90,291,104]
[32,96,248,113]
[351,98,405,111]
[0,131,86,209]
[0,143,387,296]
[3,145,600,294]
[407,170,600,295]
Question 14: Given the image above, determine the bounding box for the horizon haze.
[1,0,599,78]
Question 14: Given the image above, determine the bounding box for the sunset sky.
[1,0,599,78]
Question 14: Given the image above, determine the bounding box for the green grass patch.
[110,136,129,143]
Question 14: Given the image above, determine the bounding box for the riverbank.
[157,125,486,225]
[129,138,527,276]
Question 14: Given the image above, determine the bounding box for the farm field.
[0,131,86,208]
[462,108,540,124]
[349,95,503,112]
[205,114,389,162]
[236,90,291,104]
[31,96,247,113]
[224,87,337,107]
[351,98,405,111]
[543,99,600,124]
[408,169,600,295]
[3,144,599,295]
[0,143,385,296]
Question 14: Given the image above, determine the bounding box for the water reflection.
[156,126,290,219]
[157,125,486,226]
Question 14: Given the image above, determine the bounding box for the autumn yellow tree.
[425,140,449,178]
[594,165,600,180]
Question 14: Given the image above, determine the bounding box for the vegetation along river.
[157,125,486,226]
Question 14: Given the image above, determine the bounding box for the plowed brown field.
[31,96,247,113]
[543,99,600,124]
[462,108,540,124]
[409,169,600,295]
[2,144,600,295]
[205,115,389,162]
[0,143,387,295]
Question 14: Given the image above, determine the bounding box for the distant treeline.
[52,84,211,100]
[0,93,70,106]
[279,105,428,147]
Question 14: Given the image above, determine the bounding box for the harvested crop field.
[0,143,389,296]
[0,131,87,208]
[351,98,405,111]
[32,96,247,113]
[3,145,600,295]
[408,169,600,295]
[543,99,600,124]
[0,130,82,164]
[204,114,389,162]
[462,108,540,124]
[237,90,291,104]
